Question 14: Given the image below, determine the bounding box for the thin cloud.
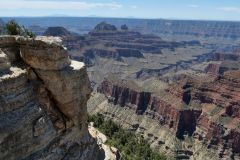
[187,4,199,8]
[0,0,123,10]
[130,5,138,9]
[218,7,240,13]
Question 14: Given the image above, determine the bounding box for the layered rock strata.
[0,36,105,160]
[96,72,240,159]
[64,22,202,66]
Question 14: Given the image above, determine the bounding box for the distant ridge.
[0,19,4,34]
[2,17,240,38]
[43,26,73,37]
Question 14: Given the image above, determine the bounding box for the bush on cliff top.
[89,113,167,160]
[4,20,35,38]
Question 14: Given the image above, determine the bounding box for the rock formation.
[0,35,108,160]
[204,63,220,75]
[89,123,120,160]
[43,27,75,38]
[93,22,117,32]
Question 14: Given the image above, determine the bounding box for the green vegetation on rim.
[88,113,167,160]
[3,20,35,38]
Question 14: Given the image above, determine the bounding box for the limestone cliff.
[0,36,105,160]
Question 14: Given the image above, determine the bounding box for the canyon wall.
[0,36,105,160]
[95,72,240,159]
[97,79,202,139]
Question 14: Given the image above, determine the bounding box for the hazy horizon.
[1,16,240,23]
[0,0,240,21]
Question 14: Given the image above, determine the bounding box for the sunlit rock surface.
[0,36,111,160]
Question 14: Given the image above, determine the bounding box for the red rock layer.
[97,79,202,139]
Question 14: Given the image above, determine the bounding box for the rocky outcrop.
[89,123,120,160]
[0,36,106,160]
[205,63,220,75]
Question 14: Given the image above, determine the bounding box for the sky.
[0,0,240,21]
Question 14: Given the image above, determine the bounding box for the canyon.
[41,22,240,159]
[81,22,240,159]
[1,17,240,160]
[89,70,240,159]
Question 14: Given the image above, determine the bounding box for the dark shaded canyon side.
[182,83,192,105]
[136,92,151,114]
[107,84,150,114]
[176,110,202,139]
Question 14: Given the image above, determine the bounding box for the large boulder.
[19,36,71,70]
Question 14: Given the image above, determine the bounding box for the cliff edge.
[0,36,105,160]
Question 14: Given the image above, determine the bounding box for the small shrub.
[4,19,36,38]
[5,20,21,35]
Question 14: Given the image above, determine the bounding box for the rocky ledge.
[0,36,109,160]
